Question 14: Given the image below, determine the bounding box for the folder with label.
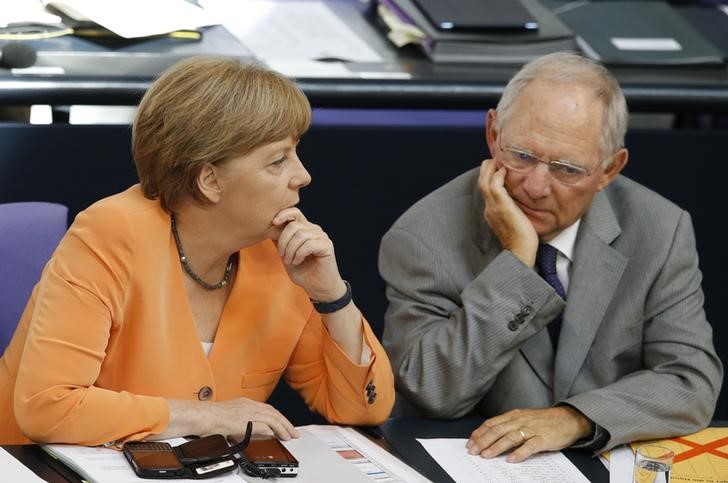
[556,1,724,66]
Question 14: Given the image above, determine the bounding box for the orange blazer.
[0,186,394,445]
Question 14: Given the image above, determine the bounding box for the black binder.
[380,0,576,64]
[411,0,539,32]
[556,1,724,66]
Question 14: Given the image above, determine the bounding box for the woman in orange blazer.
[0,57,394,446]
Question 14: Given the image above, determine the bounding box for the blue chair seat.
[0,202,67,352]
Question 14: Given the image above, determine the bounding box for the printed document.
[418,438,590,483]
[200,0,382,62]
[43,426,427,483]
[302,425,430,482]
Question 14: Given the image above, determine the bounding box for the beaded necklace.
[171,214,234,290]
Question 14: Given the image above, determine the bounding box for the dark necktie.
[536,243,566,347]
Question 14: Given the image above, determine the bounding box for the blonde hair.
[495,52,627,164]
[133,57,311,211]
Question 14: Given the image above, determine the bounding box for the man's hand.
[466,406,594,463]
[478,159,538,267]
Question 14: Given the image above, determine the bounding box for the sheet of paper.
[42,0,218,38]
[0,0,62,28]
[200,0,382,62]
[264,60,412,80]
[265,60,358,78]
[43,438,243,483]
[0,447,47,482]
[418,438,590,483]
[41,426,426,483]
[267,428,369,483]
[608,445,634,483]
[301,425,430,482]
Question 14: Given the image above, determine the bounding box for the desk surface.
[1,1,728,113]
[7,421,727,482]
[4,421,607,483]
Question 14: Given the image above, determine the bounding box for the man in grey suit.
[379,52,722,461]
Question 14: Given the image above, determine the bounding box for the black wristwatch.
[311,280,353,314]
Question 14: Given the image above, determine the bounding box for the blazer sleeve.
[563,211,723,451]
[14,205,169,445]
[283,308,394,425]
[379,226,563,418]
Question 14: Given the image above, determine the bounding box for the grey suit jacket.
[379,168,722,450]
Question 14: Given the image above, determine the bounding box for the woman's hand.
[271,207,365,363]
[157,398,298,441]
[271,207,346,301]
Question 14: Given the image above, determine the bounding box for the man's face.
[489,80,621,242]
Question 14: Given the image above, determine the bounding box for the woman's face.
[215,135,311,245]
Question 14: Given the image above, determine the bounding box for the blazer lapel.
[553,190,628,401]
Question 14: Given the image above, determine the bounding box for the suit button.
[367,393,377,404]
[197,386,213,401]
[522,305,532,315]
[366,380,374,392]
[507,320,518,331]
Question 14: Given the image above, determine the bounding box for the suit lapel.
[553,190,628,400]
[471,176,497,256]
[521,327,555,388]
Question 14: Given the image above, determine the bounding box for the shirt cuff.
[571,422,611,450]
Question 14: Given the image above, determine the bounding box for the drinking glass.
[633,444,674,483]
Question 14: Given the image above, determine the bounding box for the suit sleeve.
[14,206,168,445]
[379,226,563,418]
[563,211,723,451]
[284,309,395,425]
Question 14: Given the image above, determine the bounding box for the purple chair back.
[0,202,67,352]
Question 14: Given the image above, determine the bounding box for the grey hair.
[494,52,628,165]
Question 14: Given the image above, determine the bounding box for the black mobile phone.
[242,437,299,477]
[123,442,186,478]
